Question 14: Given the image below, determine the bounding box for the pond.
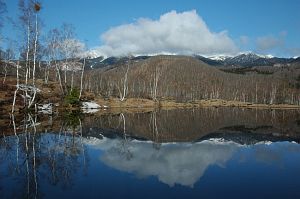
[0,108,300,199]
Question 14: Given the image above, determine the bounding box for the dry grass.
[94,97,300,110]
[95,97,156,108]
[196,99,300,109]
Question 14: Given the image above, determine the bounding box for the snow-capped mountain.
[83,55,151,69]
[196,52,298,67]
[82,52,299,70]
[225,53,266,66]
[208,55,232,61]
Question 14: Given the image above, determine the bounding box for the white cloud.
[92,10,238,57]
[256,35,284,51]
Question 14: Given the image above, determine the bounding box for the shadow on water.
[0,107,300,199]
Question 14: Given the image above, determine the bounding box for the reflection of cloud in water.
[86,138,240,187]
[85,138,300,187]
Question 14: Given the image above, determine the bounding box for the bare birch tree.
[59,23,75,85]
[79,58,86,99]
[46,28,64,94]
[152,66,162,101]
[12,61,20,113]
[2,44,15,83]
[117,63,130,101]
[27,1,41,109]
[18,0,33,85]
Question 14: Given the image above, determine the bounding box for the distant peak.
[237,52,274,59]
[208,55,232,61]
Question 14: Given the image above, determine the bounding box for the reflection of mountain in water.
[1,108,300,143]
[85,136,300,187]
[82,108,300,143]
[199,126,300,145]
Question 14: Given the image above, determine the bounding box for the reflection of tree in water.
[150,110,161,150]
[117,113,132,160]
[83,108,300,143]
[0,112,89,199]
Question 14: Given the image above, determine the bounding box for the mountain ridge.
[84,53,300,70]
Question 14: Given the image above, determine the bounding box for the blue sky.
[3,0,300,57]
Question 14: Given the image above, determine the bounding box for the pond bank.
[1,97,300,116]
[1,77,299,115]
[92,98,300,110]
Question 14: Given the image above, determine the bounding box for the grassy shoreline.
[1,97,300,115]
[93,98,300,110]
[1,77,300,114]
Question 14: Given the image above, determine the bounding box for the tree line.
[79,56,300,105]
[0,0,87,112]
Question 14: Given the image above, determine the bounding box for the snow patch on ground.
[82,101,101,109]
[81,101,101,113]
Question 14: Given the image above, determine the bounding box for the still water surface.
[0,108,300,199]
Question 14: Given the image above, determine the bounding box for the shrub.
[64,87,80,106]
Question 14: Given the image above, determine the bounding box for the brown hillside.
[83,55,299,104]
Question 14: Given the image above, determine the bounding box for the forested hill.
[1,54,300,107]
[82,55,300,104]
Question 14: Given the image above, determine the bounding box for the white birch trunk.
[71,70,74,91]
[12,61,20,113]
[28,11,39,109]
[79,58,85,99]
[120,64,129,101]
[25,18,30,84]
[55,61,64,95]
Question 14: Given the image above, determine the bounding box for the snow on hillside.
[208,55,232,61]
